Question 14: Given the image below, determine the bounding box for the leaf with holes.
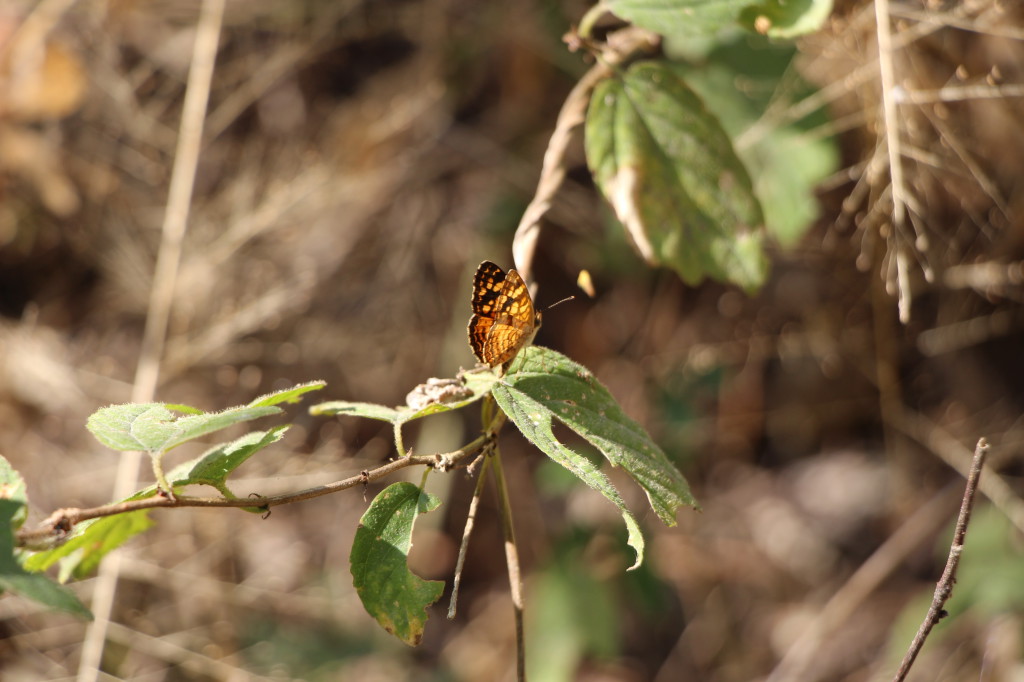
[350,482,444,646]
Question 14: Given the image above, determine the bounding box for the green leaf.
[181,426,290,487]
[672,39,838,247]
[122,426,290,502]
[739,0,833,38]
[248,381,327,407]
[350,482,444,646]
[23,511,153,580]
[87,382,323,455]
[88,403,280,454]
[311,401,404,423]
[504,347,697,524]
[87,403,184,452]
[0,499,92,619]
[607,0,758,39]
[586,60,768,292]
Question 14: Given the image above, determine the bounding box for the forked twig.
[892,437,989,682]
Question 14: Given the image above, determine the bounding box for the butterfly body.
[468,261,540,369]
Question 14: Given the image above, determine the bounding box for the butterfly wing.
[467,261,538,368]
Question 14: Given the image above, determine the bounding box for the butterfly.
[468,261,541,370]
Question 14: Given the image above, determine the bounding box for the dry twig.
[892,437,988,681]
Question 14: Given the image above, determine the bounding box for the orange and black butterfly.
[467,261,541,369]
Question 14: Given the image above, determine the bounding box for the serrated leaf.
[0,500,92,619]
[607,0,757,39]
[248,381,327,408]
[493,375,646,569]
[503,347,697,525]
[87,403,280,454]
[739,0,833,38]
[350,482,444,646]
[183,426,289,485]
[23,511,153,580]
[158,406,282,452]
[586,60,768,292]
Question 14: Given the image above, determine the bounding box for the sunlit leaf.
[248,381,327,407]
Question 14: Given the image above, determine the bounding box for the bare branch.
[892,437,989,681]
[16,436,487,548]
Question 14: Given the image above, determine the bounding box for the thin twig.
[17,436,487,547]
[765,484,963,682]
[892,437,988,682]
[448,455,492,620]
[490,447,526,682]
[78,2,226,680]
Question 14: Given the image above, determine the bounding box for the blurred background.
[2,0,1024,680]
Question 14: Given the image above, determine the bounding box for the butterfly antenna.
[544,295,575,312]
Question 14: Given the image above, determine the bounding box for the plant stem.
[491,448,526,682]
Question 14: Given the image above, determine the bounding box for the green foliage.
[496,347,697,568]
[350,482,445,646]
[88,382,323,454]
[504,347,698,523]
[584,0,836,291]
[586,60,769,292]
[739,0,835,38]
[606,0,758,39]
[673,37,838,247]
[22,384,318,586]
[24,511,154,582]
[606,0,831,41]
[527,534,620,682]
[85,382,324,493]
[318,344,695,644]
[0,456,91,618]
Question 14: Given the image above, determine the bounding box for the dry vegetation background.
[2,0,1024,680]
